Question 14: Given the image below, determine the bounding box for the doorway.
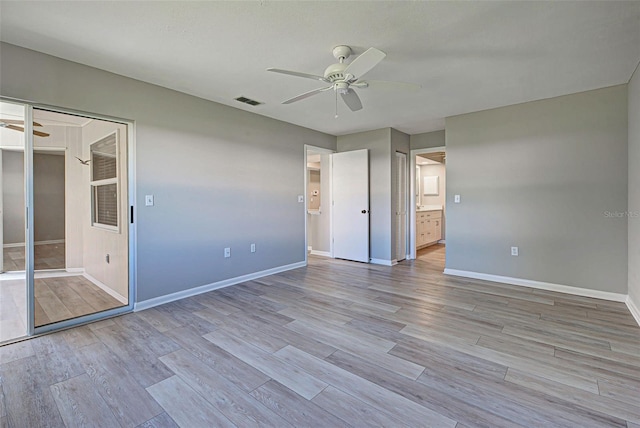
[304,145,371,264]
[410,147,446,266]
[0,100,135,344]
[305,146,334,259]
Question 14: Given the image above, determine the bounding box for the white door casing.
[332,149,369,263]
[396,151,407,262]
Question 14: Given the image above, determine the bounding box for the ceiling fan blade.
[340,89,363,112]
[4,124,50,137]
[267,68,329,83]
[282,86,333,104]
[0,119,44,126]
[5,124,24,133]
[356,80,421,91]
[343,47,386,80]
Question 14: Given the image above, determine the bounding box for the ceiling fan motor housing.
[324,62,348,83]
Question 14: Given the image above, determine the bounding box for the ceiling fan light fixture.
[335,82,349,95]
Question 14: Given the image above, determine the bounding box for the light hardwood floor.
[1,250,639,427]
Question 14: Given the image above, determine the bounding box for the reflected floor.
[0,274,125,343]
[2,243,66,271]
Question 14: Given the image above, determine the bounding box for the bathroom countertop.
[417,205,443,212]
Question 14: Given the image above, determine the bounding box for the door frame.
[1,96,137,338]
[409,146,446,260]
[395,151,408,262]
[303,144,334,264]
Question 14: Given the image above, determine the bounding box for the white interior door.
[332,149,369,262]
[396,152,407,261]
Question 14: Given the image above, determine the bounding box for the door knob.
[361,210,368,214]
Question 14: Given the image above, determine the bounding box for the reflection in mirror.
[30,109,129,328]
[0,100,28,343]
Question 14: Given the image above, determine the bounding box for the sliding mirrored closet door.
[32,108,131,332]
[0,100,134,343]
[0,100,29,343]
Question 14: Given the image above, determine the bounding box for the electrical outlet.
[511,246,519,256]
[250,243,256,253]
[224,247,231,258]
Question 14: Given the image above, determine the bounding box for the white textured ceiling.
[1,1,639,136]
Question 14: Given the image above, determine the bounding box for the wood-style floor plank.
[249,380,348,428]
[146,376,235,428]
[136,412,178,428]
[50,374,120,428]
[162,326,269,392]
[203,330,328,400]
[274,345,457,427]
[75,342,164,427]
[159,349,293,427]
[312,385,410,427]
[0,356,65,428]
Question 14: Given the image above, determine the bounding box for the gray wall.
[445,85,628,294]
[629,66,640,309]
[33,152,65,242]
[410,130,445,150]
[2,150,24,244]
[390,128,410,261]
[0,43,336,302]
[338,128,391,262]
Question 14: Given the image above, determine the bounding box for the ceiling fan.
[0,119,50,137]
[267,45,420,114]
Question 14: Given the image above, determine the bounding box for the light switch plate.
[298,195,304,203]
[454,194,461,204]
[224,247,231,258]
[145,195,154,206]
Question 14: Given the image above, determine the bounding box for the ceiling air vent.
[235,96,263,106]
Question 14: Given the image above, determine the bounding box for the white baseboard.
[3,243,24,248]
[35,270,81,279]
[443,268,628,303]
[66,268,84,273]
[3,239,65,248]
[35,239,65,246]
[310,250,331,257]
[307,246,312,251]
[1,269,81,281]
[134,261,307,312]
[83,272,128,304]
[438,239,446,244]
[626,296,640,327]
[370,258,394,266]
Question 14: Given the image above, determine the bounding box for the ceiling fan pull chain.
[335,89,338,119]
